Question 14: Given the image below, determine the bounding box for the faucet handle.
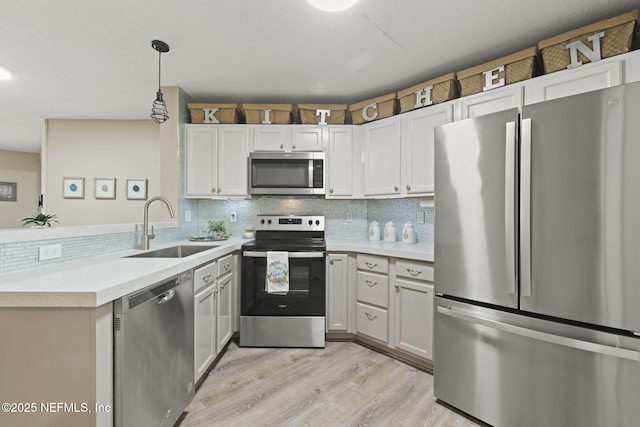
[149,225,156,240]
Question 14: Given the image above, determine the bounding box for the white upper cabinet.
[253,125,323,152]
[326,127,355,198]
[526,59,622,104]
[456,85,524,120]
[401,104,453,196]
[362,117,402,197]
[185,125,250,198]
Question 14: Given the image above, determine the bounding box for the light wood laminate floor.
[179,341,482,427]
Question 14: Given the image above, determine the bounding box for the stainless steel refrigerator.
[434,82,640,427]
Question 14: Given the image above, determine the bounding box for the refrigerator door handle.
[437,305,640,361]
[520,118,532,297]
[505,121,517,295]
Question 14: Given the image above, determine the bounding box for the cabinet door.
[253,126,290,151]
[291,126,324,151]
[217,127,250,197]
[528,60,622,104]
[216,273,233,353]
[186,126,217,197]
[394,279,433,360]
[194,284,217,381]
[402,105,453,196]
[363,118,401,197]
[326,127,353,198]
[326,253,349,331]
[457,85,524,120]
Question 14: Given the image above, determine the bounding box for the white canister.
[402,222,417,244]
[368,221,381,241]
[383,221,397,242]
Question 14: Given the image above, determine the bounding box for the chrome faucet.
[141,196,175,250]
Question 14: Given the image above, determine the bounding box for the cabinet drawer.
[217,254,233,278]
[194,261,217,293]
[356,302,388,343]
[396,259,433,282]
[356,271,389,308]
[357,254,389,274]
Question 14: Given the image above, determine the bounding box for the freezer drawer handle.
[437,305,640,361]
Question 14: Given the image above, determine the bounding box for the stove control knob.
[308,220,313,226]
[260,219,265,224]
[267,219,272,225]
[315,220,320,226]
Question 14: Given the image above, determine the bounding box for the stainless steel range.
[240,215,326,348]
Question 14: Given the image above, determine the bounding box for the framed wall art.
[95,178,116,199]
[0,181,17,201]
[63,177,85,199]
[126,178,148,200]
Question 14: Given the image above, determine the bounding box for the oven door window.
[241,255,325,316]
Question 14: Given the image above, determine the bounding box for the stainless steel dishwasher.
[114,270,194,427]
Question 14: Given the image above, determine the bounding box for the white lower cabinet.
[356,302,389,343]
[355,254,390,344]
[193,253,237,382]
[216,272,233,353]
[393,278,434,360]
[194,261,218,382]
[326,253,349,331]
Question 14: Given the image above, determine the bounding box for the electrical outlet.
[184,210,192,222]
[230,212,237,223]
[39,244,62,260]
[416,211,425,224]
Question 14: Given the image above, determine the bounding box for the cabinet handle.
[211,188,216,194]
[365,279,378,287]
[292,144,296,150]
[220,282,226,289]
[224,263,230,271]
[202,273,212,283]
[394,186,399,192]
[280,144,284,149]
[365,262,377,269]
[365,312,377,321]
[395,282,399,289]
[213,287,218,294]
[217,188,221,193]
[329,258,334,265]
[407,268,422,276]
[406,184,411,191]
[329,188,334,194]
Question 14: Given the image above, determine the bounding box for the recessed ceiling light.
[0,65,13,80]
[307,0,359,12]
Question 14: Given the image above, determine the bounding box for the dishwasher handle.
[157,288,176,305]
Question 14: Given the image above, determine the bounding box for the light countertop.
[0,238,433,308]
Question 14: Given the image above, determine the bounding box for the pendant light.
[150,40,170,123]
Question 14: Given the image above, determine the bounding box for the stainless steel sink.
[126,245,219,258]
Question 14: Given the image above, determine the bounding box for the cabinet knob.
[211,188,216,194]
[406,184,411,191]
[394,186,399,192]
[329,188,334,194]
[292,144,296,150]
[280,144,284,149]
[217,188,221,193]
[329,259,334,265]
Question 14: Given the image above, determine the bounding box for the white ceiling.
[1,0,638,153]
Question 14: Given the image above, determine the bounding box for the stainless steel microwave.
[249,152,325,196]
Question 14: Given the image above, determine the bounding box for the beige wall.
[0,150,41,229]
[44,119,164,226]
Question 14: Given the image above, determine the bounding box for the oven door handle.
[243,251,325,258]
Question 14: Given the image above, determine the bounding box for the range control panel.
[254,215,325,231]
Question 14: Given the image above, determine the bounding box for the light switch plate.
[185,210,192,222]
[39,244,62,260]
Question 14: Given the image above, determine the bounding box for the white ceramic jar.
[402,222,417,244]
[383,221,397,242]
[368,221,381,241]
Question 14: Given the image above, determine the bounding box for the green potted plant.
[21,213,59,228]
[205,219,229,240]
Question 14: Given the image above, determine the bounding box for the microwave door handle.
[308,159,314,188]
